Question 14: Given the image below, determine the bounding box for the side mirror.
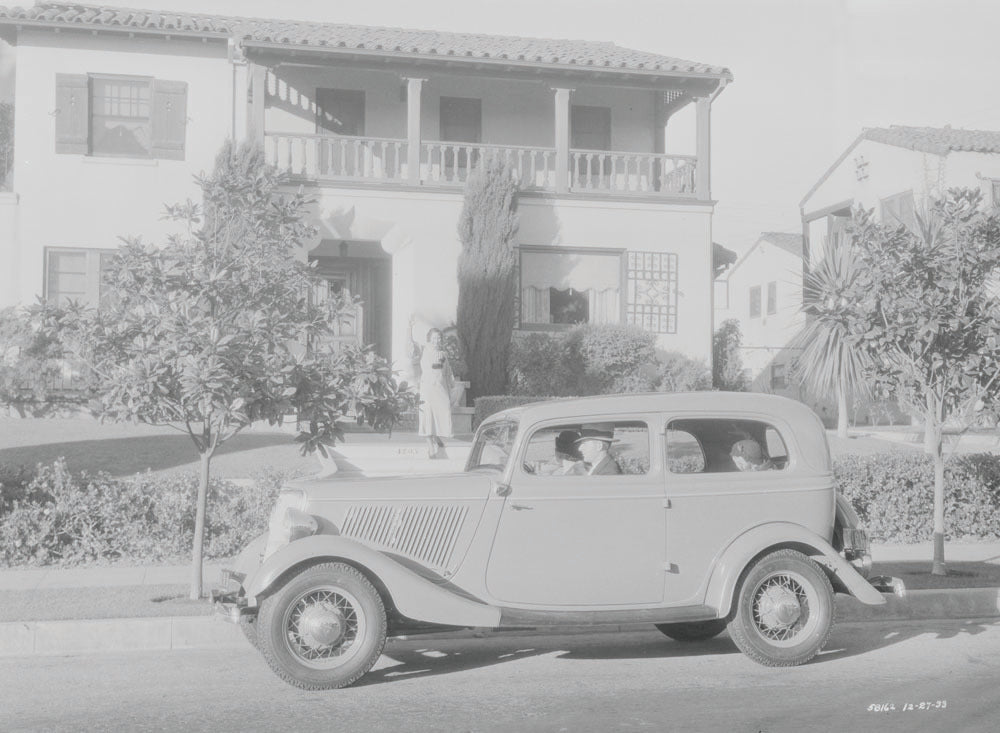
[494,482,512,497]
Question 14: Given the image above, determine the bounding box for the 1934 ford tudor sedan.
[213,392,901,689]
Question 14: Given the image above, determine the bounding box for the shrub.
[713,319,748,391]
[0,460,297,567]
[567,324,657,394]
[655,351,712,392]
[834,452,1000,542]
[508,333,579,396]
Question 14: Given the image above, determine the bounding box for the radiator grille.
[341,504,469,569]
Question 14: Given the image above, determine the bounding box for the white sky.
[4,0,1000,251]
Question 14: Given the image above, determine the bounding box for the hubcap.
[283,586,365,669]
[751,572,813,644]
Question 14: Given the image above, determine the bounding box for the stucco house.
[0,2,732,385]
[800,125,1000,268]
[714,231,804,398]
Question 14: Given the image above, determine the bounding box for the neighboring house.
[714,232,804,399]
[800,125,1000,267]
[0,2,732,382]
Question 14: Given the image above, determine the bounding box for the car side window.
[522,421,649,476]
[665,418,789,473]
[665,429,706,473]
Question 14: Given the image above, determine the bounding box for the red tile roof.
[863,125,1000,155]
[0,2,732,78]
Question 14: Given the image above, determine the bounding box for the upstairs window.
[749,285,761,318]
[55,74,187,160]
[315,88,365,136]
[767,281,777,315]
[439,97,482,144]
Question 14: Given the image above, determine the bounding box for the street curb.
[2,588,998,657]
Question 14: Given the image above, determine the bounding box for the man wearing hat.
[575,423,622,476]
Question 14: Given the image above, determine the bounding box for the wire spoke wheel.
[283,586,365,669]
[257,562,387,690]
[727,549,834,667]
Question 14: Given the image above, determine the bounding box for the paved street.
[2,620,998,732]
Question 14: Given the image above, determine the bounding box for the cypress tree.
[456,155,520,398]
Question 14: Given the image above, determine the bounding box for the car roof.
[488,391,821,426]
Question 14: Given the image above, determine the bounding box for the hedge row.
[0,459,294,567]
[473,395,567,429]
[835,452,1000,542]
[2,451,1000,566]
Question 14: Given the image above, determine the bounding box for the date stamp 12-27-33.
[868,701,948,713]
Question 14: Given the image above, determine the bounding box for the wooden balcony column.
[404,77,426,185]
[695,95,711,200]
[247,60,267,146]
[552,87,574,193]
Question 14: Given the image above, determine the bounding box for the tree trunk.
[836,375,849,439]
[190,451,211,599]
[927,404,947,576]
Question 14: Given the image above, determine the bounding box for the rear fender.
[243,534,501,629]
[705,522,887,615]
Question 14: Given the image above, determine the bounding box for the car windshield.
[466,418,519,472]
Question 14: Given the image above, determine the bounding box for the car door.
[661,413,814,606]
[485,417,666,606]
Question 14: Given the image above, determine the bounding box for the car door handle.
[510,504,534,511]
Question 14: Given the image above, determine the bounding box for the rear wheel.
[654,619,728,642]
[256,562,387,690]
[727,549,834,667]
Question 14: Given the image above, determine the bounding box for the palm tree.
[792,237,872,439]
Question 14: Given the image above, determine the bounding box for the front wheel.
[256,562,387,690]
[655,619,728,642]
[727,549,834,667]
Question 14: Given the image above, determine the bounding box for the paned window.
[55,74,187,159]
[665,418,789,474]
[771,363,787,390]
[46,248,118,307]
[766,281,777,315]
[519,248,622,328]
[749,285,761,318]
[626,252,678,334]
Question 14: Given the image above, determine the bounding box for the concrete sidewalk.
[1,542,999,657]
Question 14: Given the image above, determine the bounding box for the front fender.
[705,522,886,615]
[243,534,501,629]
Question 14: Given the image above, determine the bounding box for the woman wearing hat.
[575,423,622,475]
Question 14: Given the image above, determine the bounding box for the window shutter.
[150,79,187,160]
[55,74,89,154]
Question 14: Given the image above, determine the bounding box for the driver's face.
[578,439,605,463]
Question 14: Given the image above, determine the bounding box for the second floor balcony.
[247,52,727,202]
[264,133,698,197]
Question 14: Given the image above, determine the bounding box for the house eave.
[240,38,733,86]
[1,18,231,42]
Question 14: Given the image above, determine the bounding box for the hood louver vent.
[341,504,469,569]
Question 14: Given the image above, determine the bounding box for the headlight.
[263,489,318,559]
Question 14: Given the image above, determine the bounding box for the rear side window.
[665,418,789,474]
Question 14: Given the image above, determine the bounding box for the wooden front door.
[310,255,391,359]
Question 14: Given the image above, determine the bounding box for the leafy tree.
[712,319,748,391]
[850,188,1000,574]
[791,239,872,438]
[456,155,519,398]
[0,307,82,415]
[34,141,414,597]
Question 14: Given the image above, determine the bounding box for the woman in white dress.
[411,324,455,458]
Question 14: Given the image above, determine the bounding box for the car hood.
[286,471,497,502]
